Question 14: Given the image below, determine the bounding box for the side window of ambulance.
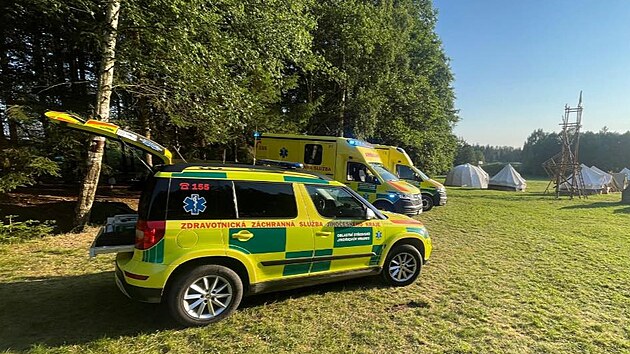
[305,185,366,219]
[167,180,236,220]
[234,182,297,218]
[304,144,323,165]
[347,162,376,183]
[138,177,169,221]
[396,165,417,180]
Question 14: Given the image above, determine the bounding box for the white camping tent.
[590,166,613,185]
[561,164,607,193]
[445,163,488,188]
[489,164,526,191]
[620,168,630,180]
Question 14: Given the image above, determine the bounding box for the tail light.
[135,220,166,250]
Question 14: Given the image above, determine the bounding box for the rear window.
[167,179,236,220]
[138,177,169,221]
[234,181,297,218]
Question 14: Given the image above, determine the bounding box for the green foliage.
[0,215,56,244]
[2,0,459,177]
[454,139,485,166]
[0,107,61,193]
[0,148,60,193]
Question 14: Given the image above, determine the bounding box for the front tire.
[421,194,434,212]
[167,265,243,327]
[382,244,422,286]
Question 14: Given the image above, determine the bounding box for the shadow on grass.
[0,272,387,351]
[0,200,135,233]
[241,275,388,310]
[561,201,630,214]
[0,272,170,351]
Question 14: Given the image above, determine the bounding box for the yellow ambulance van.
[255,134,423,216]
[374,144,446,212]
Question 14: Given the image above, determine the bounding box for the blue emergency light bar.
[346,139,373,148]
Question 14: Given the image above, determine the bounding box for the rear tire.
[167,265,243,327]
[382,244,422,286]
[421,194,434,212]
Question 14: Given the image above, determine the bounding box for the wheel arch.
[164,256,251,297]
[385,236,426,263]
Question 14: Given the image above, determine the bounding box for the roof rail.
[257,159,304,170]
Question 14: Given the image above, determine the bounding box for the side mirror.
[365,208,376,220]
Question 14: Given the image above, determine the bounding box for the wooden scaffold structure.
[543,92,586,199]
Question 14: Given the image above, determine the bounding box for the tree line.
[1,0,458,227]
[454,128,630,176]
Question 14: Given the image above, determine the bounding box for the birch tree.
[74,0,120,229]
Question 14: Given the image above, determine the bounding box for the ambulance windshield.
[370,163,399,182]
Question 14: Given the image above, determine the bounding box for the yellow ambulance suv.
[255,133,423,216]
[45,111,432,327]
[375,144,447,212]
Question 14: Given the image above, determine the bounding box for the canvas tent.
[590,166,615,192]
[612,173,628,192]
[590,166,613,185]
[489,164,526,191]
[445,163,488,188]
[561,164,607,193]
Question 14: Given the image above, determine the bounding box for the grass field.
[1,180,629,353]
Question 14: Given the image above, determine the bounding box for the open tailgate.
[45,111,173,164]
[90,214,138,257]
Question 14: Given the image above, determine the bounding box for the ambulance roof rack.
[157,162,333,181]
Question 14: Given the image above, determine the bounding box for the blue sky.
[433,0,630,147]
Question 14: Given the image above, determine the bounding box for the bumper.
[115,264,163,303]
[437,190,447,206]
[394,198,423,216]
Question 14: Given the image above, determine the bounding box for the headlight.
[437,187,446,193]
[398,193,413,200]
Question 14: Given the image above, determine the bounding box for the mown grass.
[1,180,629,353]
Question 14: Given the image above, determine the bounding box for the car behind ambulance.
[374,144,447,212]
[255,133,423,216]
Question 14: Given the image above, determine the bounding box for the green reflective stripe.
[171,172,227,179]
[369,244,384,266]
[406,227,423,234]
[142,239,164,263]
[229,228,286,254]
[358,183,377,193]
[283,176,329,184]
[314,249,333,257]
[310,261,331,273]
[286,250,313,259]
[283,263,311,276]
[406,227,427,238]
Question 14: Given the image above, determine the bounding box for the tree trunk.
[338,85,346,137]
[138,96,153,167]
[74,0,121,230]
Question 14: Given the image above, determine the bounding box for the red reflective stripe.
[391,219,422,225]
[124,271,149,280]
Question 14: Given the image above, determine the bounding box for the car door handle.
[316,231,331,237]
[232,230,254,241]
